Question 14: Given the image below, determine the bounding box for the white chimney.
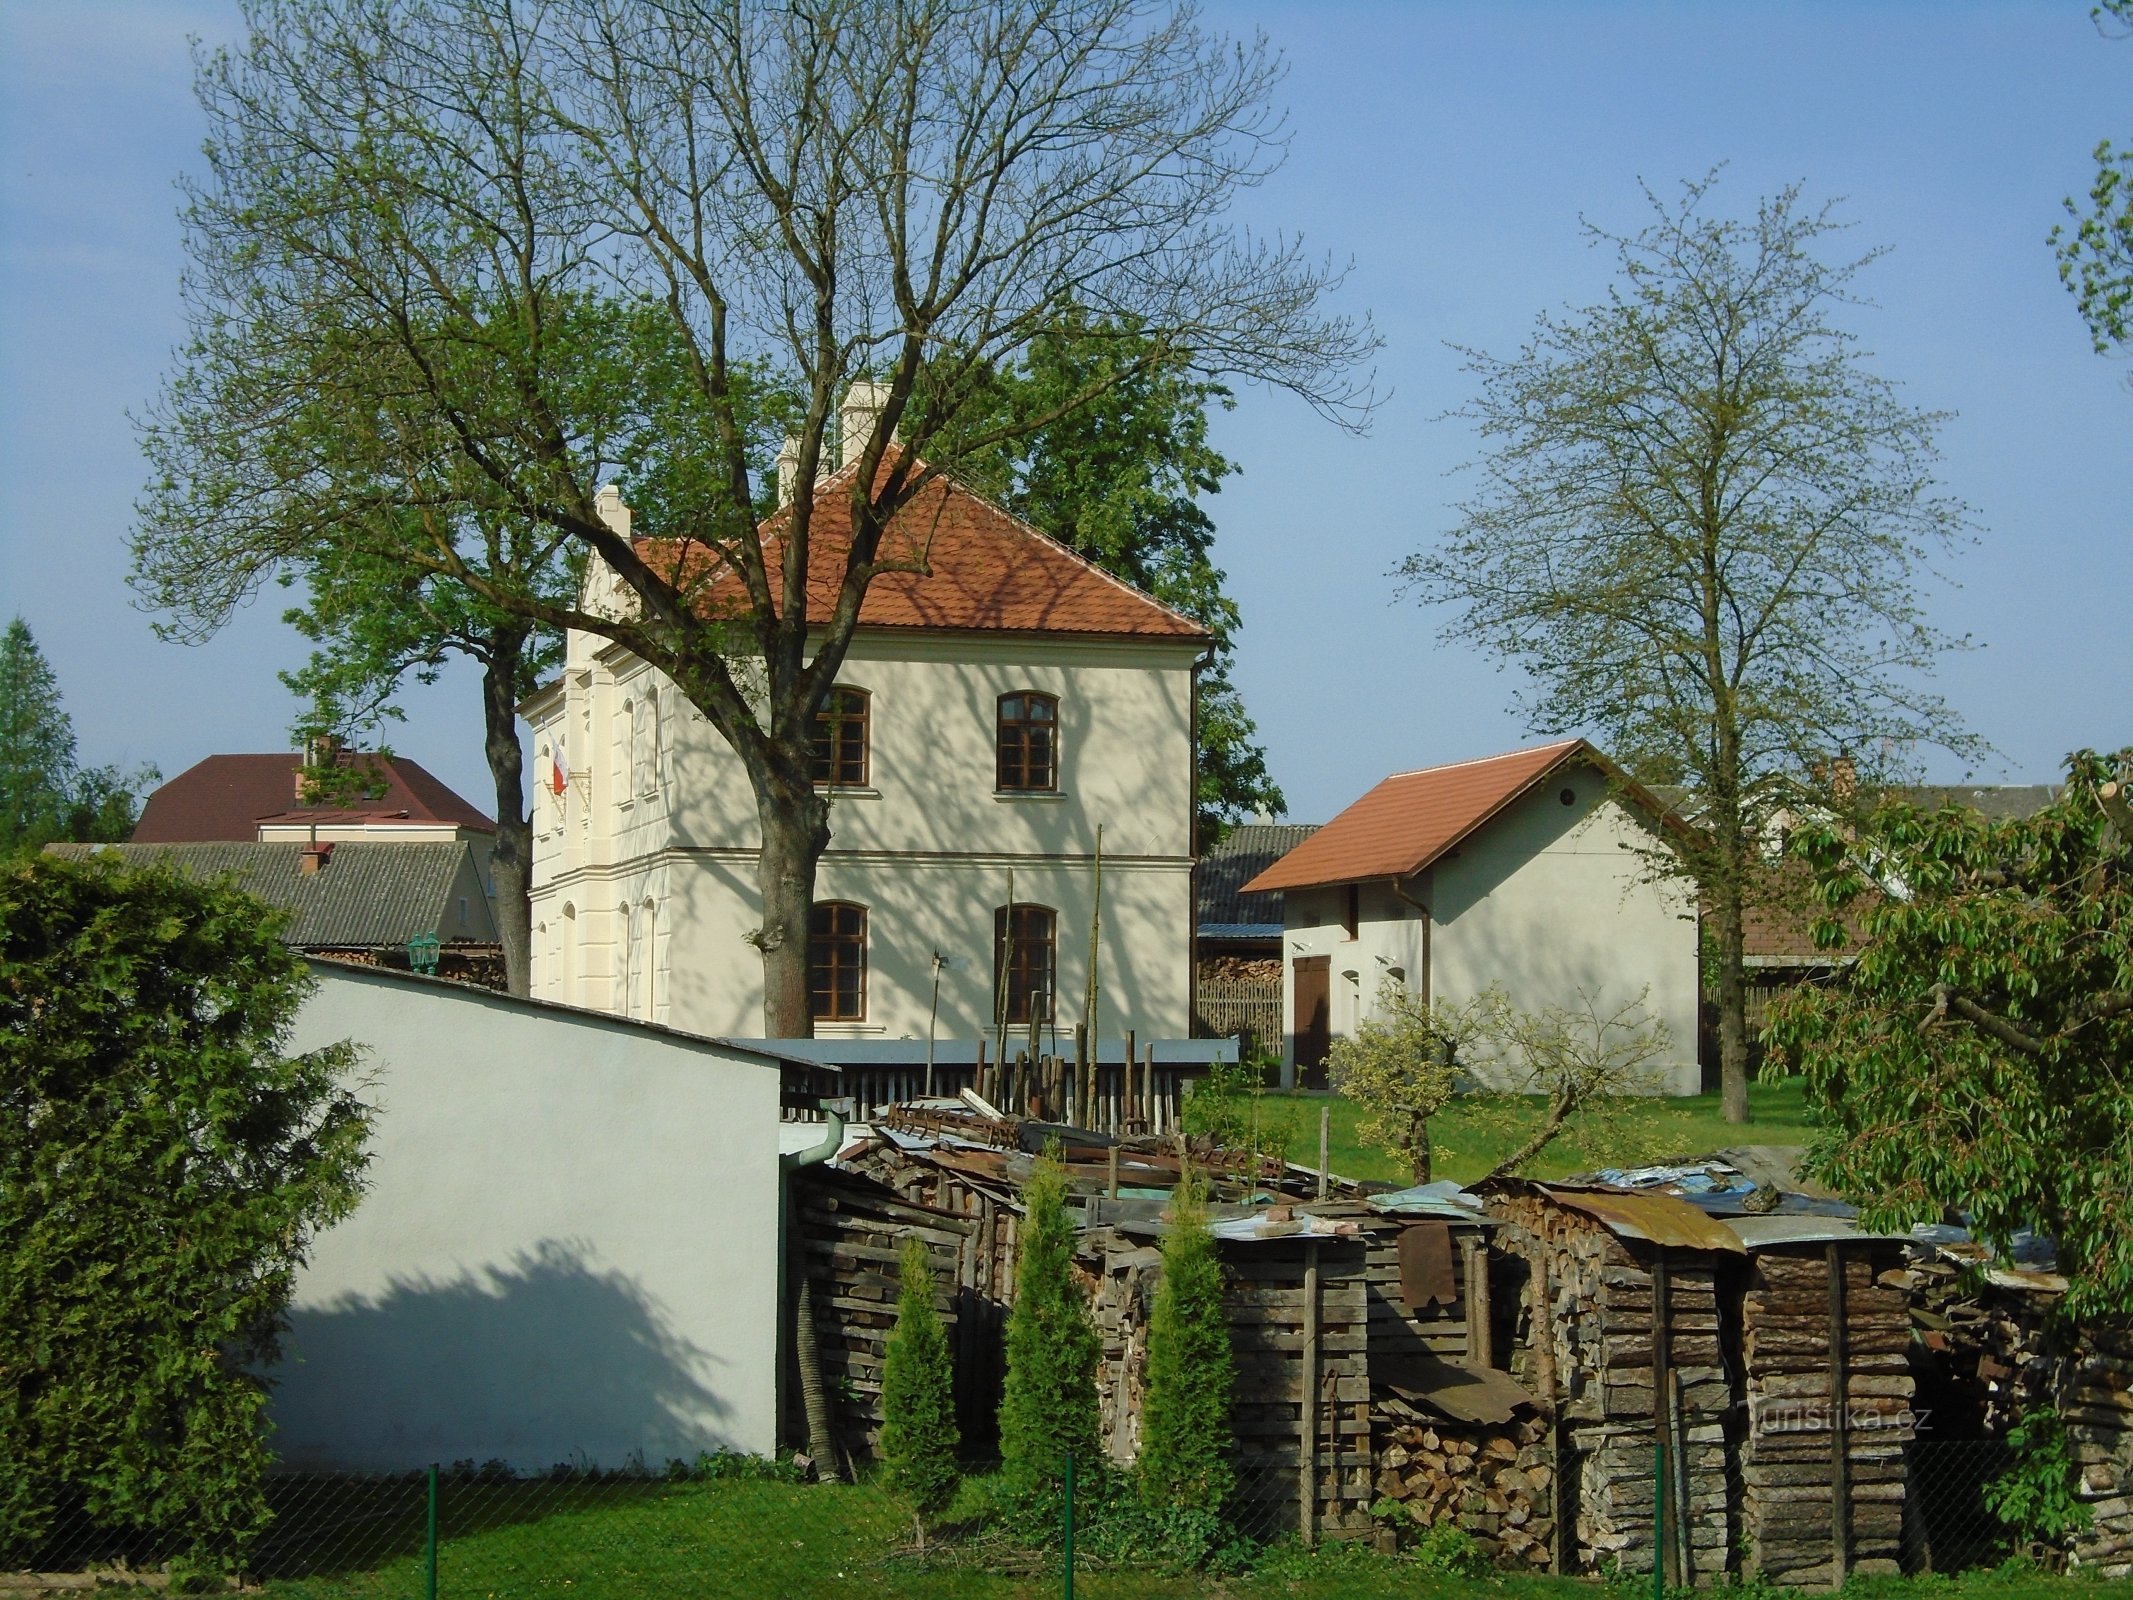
[838,380,895,473]
[593,482,632,538]
[775,436,803,506]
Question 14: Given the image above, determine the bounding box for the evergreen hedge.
[998,1146,1101,1510]
[1136,1178,1234,1517]
[879,1233,960,1525]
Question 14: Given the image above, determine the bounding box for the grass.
[231,1476,2113,1600]
[1259,1077,1815,1187]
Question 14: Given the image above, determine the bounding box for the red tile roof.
[650,455,1210,641]
[1243,741,1593,893]
[132,755,494,843]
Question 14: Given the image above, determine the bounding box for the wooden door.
[1293,954,1331,1088]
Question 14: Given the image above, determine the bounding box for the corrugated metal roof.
[1723,1215,1907,1251]
[1490,1179,1747,1254]
[45,841,495,948]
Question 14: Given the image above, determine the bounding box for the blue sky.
[2,1,2128,824]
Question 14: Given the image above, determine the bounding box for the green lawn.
[235,1476,2109,1600]
[1262,1077,1815,1187]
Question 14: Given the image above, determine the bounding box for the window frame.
[808,900,869,1022]
[810,686,872,789]
[995,691,1060,793]
[993,901,1058,1026]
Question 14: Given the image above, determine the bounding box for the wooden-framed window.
[996,692,1059,791]
[811,687,871,787]
[994,902,1057,1025]
[809,901,868,1021]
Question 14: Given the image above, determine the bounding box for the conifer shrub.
[879,1234,960,1532]
[997,1145,1101,1513]
[1136,1177,1234,1519]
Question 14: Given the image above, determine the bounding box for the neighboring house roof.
[1896,783,2060,820]
[650,453,1212,642]
[133,754,495,843]
[1245,740,1613,894]
[45,841,498,948]
[1197,823,1319,938]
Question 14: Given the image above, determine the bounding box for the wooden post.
[1317,1104,1331,1199]
[975,1038,988,1102]
[1073,1024,1089,1128]
[1300,1237,1321,1546]
[1651,1248,1675,1588]
[1122,1028,1136,1129]
[1463,1234,1492,1366]
[1142,1042,1155,1134]
[1828,1243,1851,1590]
[1107,1141,1120,1199]
[1120,1029,1134,1131]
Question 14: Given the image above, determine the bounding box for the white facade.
[523,493,1201,1042]
[1280,764,1701,1096]
[270,960,794,1470]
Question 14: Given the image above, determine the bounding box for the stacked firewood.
[1371,1403,1555,1567]
[1738,1244,1914,1586]
[2063,1323,2133,1577]
[1484,1187,1733,1580]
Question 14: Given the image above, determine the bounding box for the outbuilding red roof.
[132,754,494,844]
[1243,741,1594,894]
[651,455,1210,641]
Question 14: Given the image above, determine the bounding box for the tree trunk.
[1711,873,1751,1124]
[481,636,533,998]
[756,778,831,1037]
[1409,1112,1432,1185]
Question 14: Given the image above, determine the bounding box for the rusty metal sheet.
[1377,1353,1540,1425]
[1543,1185,1747,1254]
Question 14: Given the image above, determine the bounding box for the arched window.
[559,902,578,1004]
[617,903,635,1015]
[623,697,641,802]
[811,686,870,787]
[809,901,868,1021]
[996,692,1058,791]
[536,743,554,834]
[994,902,1057,1025]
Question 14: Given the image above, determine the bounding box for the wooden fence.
[1194,974,1281,1052]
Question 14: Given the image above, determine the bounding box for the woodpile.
[2063,1323,2133,1577]
[1738,1241,1914,1587]
[794,1165,1011,1460]
[1371,1403,1555,1568]
[1481,1182,1740,1581]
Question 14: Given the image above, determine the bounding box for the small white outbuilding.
[270,959,828,1472]
[1244,740,1700,1095]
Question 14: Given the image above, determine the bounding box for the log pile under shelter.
[1733,1224,1916,1586]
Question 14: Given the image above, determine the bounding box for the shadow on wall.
[271,1238,736,1474]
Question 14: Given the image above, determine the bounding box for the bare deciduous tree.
[1400,174,1976,1122]
[133,0,1377,1033]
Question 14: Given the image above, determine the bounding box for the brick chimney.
[298,841,335,876]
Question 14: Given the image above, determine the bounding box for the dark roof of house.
[132,754,494,843]
[656,450,1211,641]
[1197,823,1319,937]
[44,841,497,948]
[1896,784,2060,820]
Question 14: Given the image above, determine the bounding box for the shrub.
[1136,1178,1233,1519]
[1984,1407,2092,1554]
[0,856,370,1579]
[998,1146,1101,1513]
[879,1234,961,1527]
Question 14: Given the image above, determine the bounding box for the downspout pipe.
[1390,877,1432,1005]
[780,1106,847,1479]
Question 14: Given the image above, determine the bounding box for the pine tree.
[1136,1178,1234,1517]
[879,1234,960,1535]
[998,1147,1101,1511]
[0,618,78,852]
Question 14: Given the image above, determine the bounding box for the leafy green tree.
[879,1234,960,1539]
[1399,174,1977,1125]
[0,855,370,1577]
[2054,1,2133,356]
[133,0,1374,1035]
[999,1147,1102,1512]
[933,314,1283,842]
[0,618,155,854]
[1764,750,2133,1316]
[1136,1178,1232,1518]
[1327,983,1498,1184]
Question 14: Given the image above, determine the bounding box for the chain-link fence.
[3,1435,2105,1595]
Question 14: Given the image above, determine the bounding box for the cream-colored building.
[523,452,1208,1042]
[1246,740,1701,1096]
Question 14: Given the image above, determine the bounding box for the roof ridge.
[1380,737,1585,784]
